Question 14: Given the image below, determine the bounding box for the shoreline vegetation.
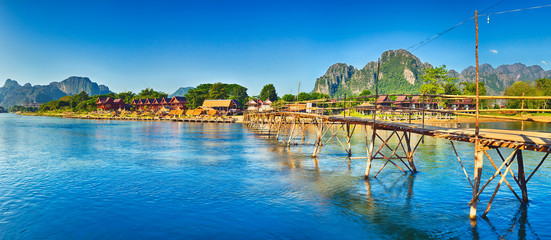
[16,110,551,125]
[18,111,244,123]
[5,74,551,125]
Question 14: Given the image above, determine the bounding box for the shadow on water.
[476,205,540,240]
[271,142,545,239]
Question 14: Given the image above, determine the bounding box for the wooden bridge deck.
[251,112,551,153]
[327,116,551,153]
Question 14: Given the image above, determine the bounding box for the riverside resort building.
[96,96,188,112]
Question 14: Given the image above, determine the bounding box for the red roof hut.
[96,97,114,110]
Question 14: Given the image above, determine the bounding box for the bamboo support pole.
[495,148,521,186]
[405,131,417,173]
[364,126,376,179]
[451,141,473,188]
[482,155,514,217]
[526,152,549,183]
[517,150,529,203]
[469,149,518,206]
[483,149,522,203]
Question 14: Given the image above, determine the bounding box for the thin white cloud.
[542,60,548,65]
[489,49,498,54]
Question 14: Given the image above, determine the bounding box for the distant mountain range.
[313,49,551,97]
[169,87,194,98]
[0,76,111,108]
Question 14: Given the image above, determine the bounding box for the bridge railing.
[259,94,551,124]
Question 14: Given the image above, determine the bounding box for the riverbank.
[18,111,551,125]
[413,115,551,124]
[19,112,244,123]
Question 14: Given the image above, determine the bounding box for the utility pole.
[471,10,483,221]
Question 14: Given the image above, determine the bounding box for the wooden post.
[405,131,417,173]
[517,150,529,203]
[471,142,484,219]
[344,94,347,118]
[364,125,375,178]
[287,116,297,146]
[365,59,380,179]
[346,123,352,157]
[422,94,426,144]
[470,10,483,220]
[521,92,525,118]
[312,119,324,157]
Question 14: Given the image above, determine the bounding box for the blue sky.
[1,0,550,96]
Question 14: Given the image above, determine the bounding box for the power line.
[407,16,473,52]
[481,3,551,17]
[406,0,505,52]
[406,2,551,52]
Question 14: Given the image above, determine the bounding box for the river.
[0,113,550,239]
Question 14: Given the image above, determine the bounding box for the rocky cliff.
[313,49,431,97]
[454,63,551,95]
[49,76,111,96]
[0,77,112,108]
[313,49,550,97]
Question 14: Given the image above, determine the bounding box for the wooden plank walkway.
[327,115,551,153]
[248,112,551,153]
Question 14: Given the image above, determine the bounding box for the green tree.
[185,84,212,109]
[207,82,229,100]
[310,92,330,99]
[536,78,551,108]
[228,85,248,106]
[460,82,487,96]
[444,83,461,95]
[419,65,457,95]
[281,94,295,102]
[259,84,278,101]
[359,89,372,97]
[503,81,542,109]
[116,91,135,104]
[297,92,312,101]
[135,88,167,99]
[460,82,488,108]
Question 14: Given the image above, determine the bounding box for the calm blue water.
[1,114,550,239]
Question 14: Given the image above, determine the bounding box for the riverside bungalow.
[96,97,114,111]
[354,102,375,115]
[144,99,155,111]
[169,96,187,110]
[260,99,273,112]
[131,99,140,110]
[96,97,125,111]
[161,97,170,108]
[135,99,145,110]
[451,99,476,111]
[202,99,238,114]
[246,99,273,112]
[376,95,392,108]
[152,98,164,111]
[113,99,125,110]
[246,99,260,111]
[412,96,421,109]
[394,96,410,109]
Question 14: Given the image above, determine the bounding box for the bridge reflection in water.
[244,98,551,222]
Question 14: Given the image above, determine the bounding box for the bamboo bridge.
[243,94,551,220]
